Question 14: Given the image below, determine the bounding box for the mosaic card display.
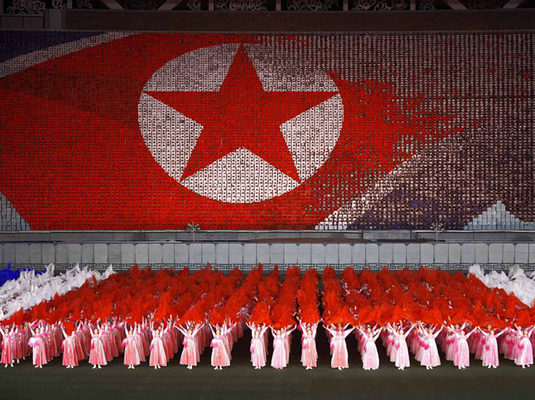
[0,32,533,230]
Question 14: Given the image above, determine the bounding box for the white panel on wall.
[202,243,216,264]
[339,244,352,264]
[29,243,41,264]
[406,244,420,264]
[393,243,406,264]
[15,243,29,264]
[228,243,243,264]
[515,244,528,263]
[162,244,175,264]
[365,244,379,264]
[55,244,68,264]
[256,243,270,264]
[488,243,503,263]
[189,243,202,264]
[530,243,535,264]
[148,244,162,264]
[420,244,433,264]
[311,244,325,264]
[283,244,298,265]
[120,244,134,264]
[461,244,475,264]
[215,243,229,264]
[243,243,257,264]
[435,244,448,264]
[67,244,82,264]
[503,243,515,264]
[378,243,393,264]
[352,243,366,264]
[42,243,55,264]
[3,244,15,264]
[475,243,488,264]
[448,244,461,264]
[270,243,284,264]
[297,244,311,264]
[134,243,148,264]
[175,243,188,264]
[325,244,339,264]
[108,244,121,264]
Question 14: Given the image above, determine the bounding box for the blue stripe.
[0,31,102,63]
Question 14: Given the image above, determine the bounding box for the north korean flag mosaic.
[0,32,533,230]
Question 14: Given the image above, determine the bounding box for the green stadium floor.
[1,329,533,400]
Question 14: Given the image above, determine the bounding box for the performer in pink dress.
[177,323,203,369]
[0,325,14,367]
[61,324,79,368]
[89,328,107,369]
[452,327,476,369]
[326,324,354,370]
[479,326,505,368]
[387,323,414,370]
[418,325,442,370]
[514,327,534,368]
[149,325,168,369]
[358,325,382,370]
[299,322,318,370]
[122,326,141,369]
[247,323,268,369]
[271,327,289,370]
[28,327,47,368]
[210,325,231,370]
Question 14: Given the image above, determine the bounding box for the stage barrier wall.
[2,240,534,272]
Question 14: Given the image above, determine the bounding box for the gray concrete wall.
[2,241,534,271]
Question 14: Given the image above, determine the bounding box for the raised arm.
[343,327,355,338]
[432,327,443,339]
[192,324,203,336]
[465,328,477,338]
[403,324,415,338]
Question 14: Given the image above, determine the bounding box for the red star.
[145,44,337,183]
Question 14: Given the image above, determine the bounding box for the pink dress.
[271,332,287,369]
[300,325,318,369]
[89,335,107,366]
[481,331,502,367]
[515,334,534,367]
[122,335,141,366]
[211,334,231,367]
[179,326,201,366]
[393,332,411,369]
[360,330,380,371]
[249,326,268,368]
[62,336,79,367]
[390,326,413,369]
[419,330,441,368]
[328,328,353,369]
[28,335,47,367]
[1,332,13,365]
[149,333,168,367]
[453,333,471,368]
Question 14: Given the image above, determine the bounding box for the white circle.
[138,43,343,203]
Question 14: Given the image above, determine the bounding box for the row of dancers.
[1,318,534,370]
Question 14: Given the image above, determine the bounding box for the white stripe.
[0,32,133,79]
